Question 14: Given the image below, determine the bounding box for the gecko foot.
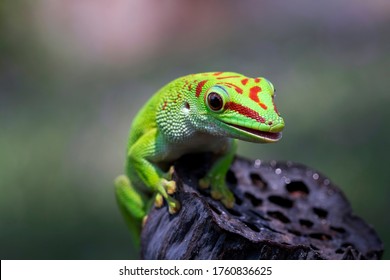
[155,193,181,213]
[200,175,235,209]
[167,197,181,214]
[199,178,211,189]
[211,187,235,209]
[162,179,177,194]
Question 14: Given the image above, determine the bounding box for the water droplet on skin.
[327,189,334,196]
[281,176,290,184]
[275,168,282,175]
[286,161,293,167]
[254,159,261,168]
[313,173,319,180]
[270,160,277,167]
[324,179,330,185]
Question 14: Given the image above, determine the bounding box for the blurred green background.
[1,0,389,259]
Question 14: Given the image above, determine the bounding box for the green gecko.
[115,72,285,246]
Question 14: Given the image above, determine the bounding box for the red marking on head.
[249,86,267,109]
[221,82,243,94]
[162,101,168,110]
[241,78,249,85]
[216,75,241,80]
[254,78,261,83]
[225,102,265,123]
[213,72,224,76]
[249,86,261,103]
[195,80,208,97]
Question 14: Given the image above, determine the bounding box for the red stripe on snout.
[225,102,265,123]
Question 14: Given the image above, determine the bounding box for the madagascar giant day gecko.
[115,72,285,245]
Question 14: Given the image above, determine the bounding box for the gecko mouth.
[224,122,282,141]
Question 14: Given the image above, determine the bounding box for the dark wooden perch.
[141,154,383,259]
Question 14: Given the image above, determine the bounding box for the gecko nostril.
[268,121,273,125]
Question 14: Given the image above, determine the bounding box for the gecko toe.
[168,199,181,214]
[141,215,148,227]
[154,194,163,208]
[199,178,211,189]
[210,190,223,200]
[221,196,235,209]
[165,180,177,194]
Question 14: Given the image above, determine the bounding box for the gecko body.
[115,72,285,245]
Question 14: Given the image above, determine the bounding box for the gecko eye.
[207,92,224,111]
[265,79,276,95]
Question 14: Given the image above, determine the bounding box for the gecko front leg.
[199,139,237,208]
[128,128,181,215]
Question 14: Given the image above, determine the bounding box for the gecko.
[115,72,285,246]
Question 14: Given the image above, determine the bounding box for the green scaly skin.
[115,72,285,246]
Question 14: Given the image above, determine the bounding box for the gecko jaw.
[223,122,282,142]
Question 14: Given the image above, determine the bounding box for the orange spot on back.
[254,78,261,83]
[213,72,224,76]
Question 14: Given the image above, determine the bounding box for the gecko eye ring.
[207,92,224,112]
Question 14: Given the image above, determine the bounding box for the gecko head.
[198,73,285,143]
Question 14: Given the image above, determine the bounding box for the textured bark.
[141,154,383,260]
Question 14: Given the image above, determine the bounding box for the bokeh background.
[1,0,389,259]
